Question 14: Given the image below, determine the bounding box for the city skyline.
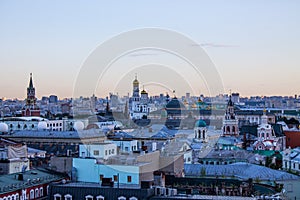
[1,71,299,101]
[1,1,300,99]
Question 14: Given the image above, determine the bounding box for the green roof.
[195,120,207,127]
[0,168,65,194]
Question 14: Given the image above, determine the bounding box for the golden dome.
[133,79,139,85]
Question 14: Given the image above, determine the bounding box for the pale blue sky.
[0,1,299,99]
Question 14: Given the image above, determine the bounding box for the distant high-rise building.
[231,93,240,103]
[186,92,190,99]
[22,73,40,117]
[49,95,58,103]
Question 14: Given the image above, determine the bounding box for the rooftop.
[0,168,65,194]
[5,129,105,139]
[184,163,300,181]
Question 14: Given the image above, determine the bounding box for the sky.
[0,0,299,99]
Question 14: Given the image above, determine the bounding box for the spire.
[133,73,139,86]
[227,95,234,107]
[29,73,33,88]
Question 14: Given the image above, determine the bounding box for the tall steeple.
[22,73,40,117]
[222,95,239,137]
[132,74,140,101]
[26,73,36,106]
[29,73,33,89]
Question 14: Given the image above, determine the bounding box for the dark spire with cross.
[29,73,33,89]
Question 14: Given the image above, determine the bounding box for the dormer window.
[64,194,72,200]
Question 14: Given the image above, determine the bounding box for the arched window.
[261,132,265,139]
[40,187,44,197]
[202,130,205,139]
[30,189,34,199]
[226,126,230,133]
[118,197,126,200]
[96,195,104,200]
[85,195,93,200]
[64,194,72,200]
[129,197,138,200]
[232,126,235,133]
[54,194,62,200]
[35,188,39,198]
[47,185,49,195]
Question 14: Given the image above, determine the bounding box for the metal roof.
[184,163,300,181]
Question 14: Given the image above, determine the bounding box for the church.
[129,75,151,120]
[222,95,239,137]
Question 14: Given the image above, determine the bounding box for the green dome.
[195,120,206,127]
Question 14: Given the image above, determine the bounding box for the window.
[113,175,118,181]
[109,150,111,155]
[30,189,34,199]
[94,150,99,156]
[96,195,104,200]
[112,149,115,154]
[54,194,62,200]
[35,188,39,198]
[129,197,138,200]
[118,197,126,200]
[15,193,19,200]
[127,176,132,183]
[40,187,43,196]
[47,186,50,195]
[105,150,107,155]
[64,194,72,200]
[85,195,93,200]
